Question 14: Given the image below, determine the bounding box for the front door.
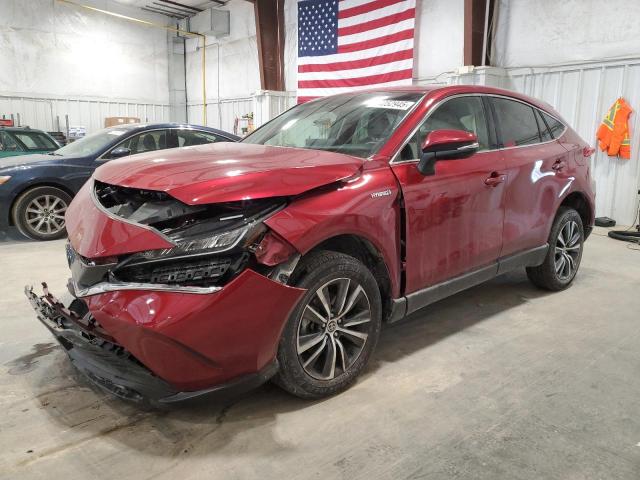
[390,95,507,294]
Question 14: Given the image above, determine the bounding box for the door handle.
[552,160,566,171]
[484,172,506,187]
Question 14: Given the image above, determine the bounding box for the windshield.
[55,127,133,157]
[242,92,423,158]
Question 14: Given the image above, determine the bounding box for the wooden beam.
[464,0,489,66]
[253,0,285,91]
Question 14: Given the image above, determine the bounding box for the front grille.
[149,258,232,284]
[115,255,246,287]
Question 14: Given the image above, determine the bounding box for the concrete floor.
[1,225,639,479]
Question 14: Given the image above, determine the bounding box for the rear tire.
[12,186,71,241]
[274,250,382,399]
[526,207,584,291]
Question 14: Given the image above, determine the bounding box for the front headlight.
[0,176,11,185]
[141,223,259,261]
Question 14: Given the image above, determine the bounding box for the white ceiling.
[114,0,230,18]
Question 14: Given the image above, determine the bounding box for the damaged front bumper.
[24,179,307,404]
[25,275,303,404]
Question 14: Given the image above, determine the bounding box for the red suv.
[26,86,595,403]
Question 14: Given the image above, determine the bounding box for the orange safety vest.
[597,97,632,159]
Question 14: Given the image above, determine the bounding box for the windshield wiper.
[47,152,63,156]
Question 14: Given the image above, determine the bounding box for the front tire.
[526,207,584,291]
[12,186,71,241]
[274,251,382,399]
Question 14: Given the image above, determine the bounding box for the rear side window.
[491,98,541,147]
[540,111,565,138]
[176,130,225,147]
[13,131,58,150]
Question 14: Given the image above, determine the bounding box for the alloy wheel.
[24,194,67,236]
[554,220,581,280]
[296,278,372,381]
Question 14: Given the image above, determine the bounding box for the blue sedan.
[0,123,239,241]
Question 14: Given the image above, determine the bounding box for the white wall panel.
[0,0,170,104]
[0,94,169,133]
[492,0,640,68]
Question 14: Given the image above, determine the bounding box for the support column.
[251,0,285,91]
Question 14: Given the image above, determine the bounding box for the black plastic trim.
[389,244,550,320]
[496,244,548,275]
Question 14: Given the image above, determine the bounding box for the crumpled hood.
[93,143,363,204]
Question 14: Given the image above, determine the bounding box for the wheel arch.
[303,233,394,321]
[559,191,593,237]
[8,181,75,226]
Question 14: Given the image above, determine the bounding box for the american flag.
[297,0,416,103]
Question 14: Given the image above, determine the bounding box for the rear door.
[489,97,571,257]
[391,95,507,293]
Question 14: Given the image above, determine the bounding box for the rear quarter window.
[541,111,566,138]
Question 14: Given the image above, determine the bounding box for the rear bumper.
[25,271,304,403]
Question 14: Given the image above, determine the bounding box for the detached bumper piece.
[24,283,278,404]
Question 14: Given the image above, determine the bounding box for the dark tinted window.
[399,96,489,161]
[535,110,553,142]
[492,98,540,147]
[177,130,224,147]
[541,111,565,138]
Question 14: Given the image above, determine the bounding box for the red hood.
[93,143,363,205]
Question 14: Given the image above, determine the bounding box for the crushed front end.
[25,179,305,404]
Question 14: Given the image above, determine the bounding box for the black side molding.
[496,244,548,275]
[387,244,549,322]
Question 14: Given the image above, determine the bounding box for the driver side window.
[399,96,490,161]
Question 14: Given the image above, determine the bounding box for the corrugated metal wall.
[506,59,640,225]
[187,98,254,134]
[187,91,296,135]
[0,95,170,135]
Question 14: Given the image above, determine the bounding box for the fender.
[264,166,403,297]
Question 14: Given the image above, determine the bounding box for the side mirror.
[107,147,131,159]
[417,129,479,175]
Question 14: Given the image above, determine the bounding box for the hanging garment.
[597,97,632,159]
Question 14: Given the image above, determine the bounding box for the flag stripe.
[299,38,414,66]
[338,28,414,54]
[298,48,413,73]
[298,68,413,89]
[337,7,414,36]
[338,0,405,20]
[338,0,415,28]
[298,78,413,99]
[338,18,414,46]
[298,58,413,81]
